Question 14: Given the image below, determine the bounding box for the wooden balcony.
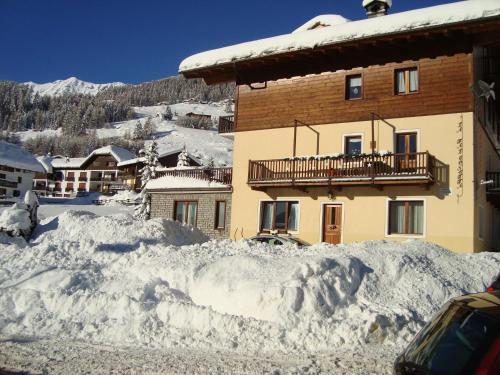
[155,167,232,185]
[218,116,235,134]
[248,152,435,188]
[486,172,500,210]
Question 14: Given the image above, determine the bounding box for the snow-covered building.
[180,0,500,252]
[147,167,232,239]
[0,141,44,202]
[33,146,135,197]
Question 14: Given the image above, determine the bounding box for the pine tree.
[143,117,156,139]
[164,106,173,120]
[133,120,144,140]
[177,146,190,168]
[135,140,159,220]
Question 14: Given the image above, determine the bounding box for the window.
[13,190,20,197]
[0,188,6,196]
[0,173,5,179]
[395,67,419,94]
[346,74,362,100]
[107,161,116,167]
[174,201,198,227]
[344,135,362,155]
[388,200,424,235]
[214,201,226,230]
[260,201,299,232]
[17,176,22,183]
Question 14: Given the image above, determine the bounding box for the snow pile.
[293,15,350,34]
[0,141,44,172]
[24,77,125,97]
[1,213,499,356]
[31,211,208,248]
[0,203,31,234]
[180,0,500,72]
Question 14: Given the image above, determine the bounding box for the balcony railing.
[218,115,235,134]
[155,167,232,185]
[0,179,18,188]
[248,152,435,187]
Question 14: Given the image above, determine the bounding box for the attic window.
[346,74,363,100]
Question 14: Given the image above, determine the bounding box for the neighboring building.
[179,0,500,252]
[117,148,202,191]
[0,141,44,201]
[147,167,232,239]
[33,146,135,197]
[184,112,213,122]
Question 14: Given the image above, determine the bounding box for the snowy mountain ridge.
[23,77,125,97]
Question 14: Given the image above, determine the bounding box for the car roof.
[452,291,500,318]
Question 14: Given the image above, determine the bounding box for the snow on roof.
[50,157,86,169]
[362,0,392,8]
[179,0,500,73]
[0,141,44,173]
[117,148,201,167]
[146,175,230,191]
[292,15,350,34]
[87,145,136,163]
[36,155,54,173]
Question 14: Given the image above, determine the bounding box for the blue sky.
[0,0,455,84]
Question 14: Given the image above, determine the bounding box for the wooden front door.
[323,204,342,244]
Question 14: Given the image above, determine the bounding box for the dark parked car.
[487,273,500,293]
[394,291,500,375]
[249,235,310,247]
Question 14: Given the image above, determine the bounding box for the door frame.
[319,202,345,244]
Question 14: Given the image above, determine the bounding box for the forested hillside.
[97,75,235,107]
[0,76,235,136]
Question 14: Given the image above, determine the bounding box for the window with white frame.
[174,201,198,227]
[388,200,424,235]
[260,201,299,232]
[344,135,362,155]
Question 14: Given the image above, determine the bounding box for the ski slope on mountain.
[15,101,234,166]
[23,77,125,97]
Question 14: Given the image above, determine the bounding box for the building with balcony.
[0,141,44,202]
[179,0,500,252]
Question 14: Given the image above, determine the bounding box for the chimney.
[363,0,392,18]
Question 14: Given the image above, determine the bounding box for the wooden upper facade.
[236,52,473,132]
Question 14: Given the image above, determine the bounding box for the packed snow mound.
[0,203,31,233]
[31,211,208,248]
[0,215,499,356]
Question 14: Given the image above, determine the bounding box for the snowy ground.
[0,209,499,374]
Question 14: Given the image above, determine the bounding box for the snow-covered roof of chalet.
[292,15,350,34]
[84,145,136,164]
[179,0,500,73]
[50,157,86,169]
[117,148,201,167]
[146,175,230,191]
[0,141,44,173]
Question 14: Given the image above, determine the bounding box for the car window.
[400,303,500,375]
[269,239,283,246]
[254,237,270,244]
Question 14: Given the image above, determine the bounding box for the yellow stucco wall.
[230,112,479,253]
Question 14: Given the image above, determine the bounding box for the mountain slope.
[24,77,125,97]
